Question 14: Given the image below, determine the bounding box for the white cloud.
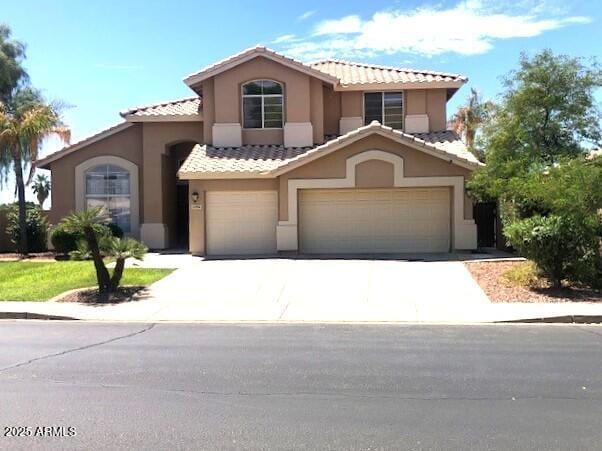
[314,15,362,35]
[297,10,317,21]
[279,0,590,60]
[272,34,297,44]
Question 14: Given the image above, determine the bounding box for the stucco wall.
[48,124,143,224]
[323,86,341,136]
[403,89,448,132]
[341,91,363,118]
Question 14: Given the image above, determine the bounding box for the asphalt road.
[0,322,601,450]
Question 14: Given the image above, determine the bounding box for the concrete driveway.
[141,257,491,322]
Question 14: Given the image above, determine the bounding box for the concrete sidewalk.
[1,297,601,323]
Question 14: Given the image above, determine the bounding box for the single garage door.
[299,188,450,253]
[206,191,278,255]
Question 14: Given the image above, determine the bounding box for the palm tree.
[0,88,69,254]
[31,173,50,208]
[62,208,147,296]
[451,88,493,160]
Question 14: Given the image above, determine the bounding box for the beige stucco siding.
[201,78,214,144]
[403,89,447,132]
[48,124,143,224]
[310,78,324,144]
[426,89,447,132]
[323,86,341,136]
[242,129,284,145]
[405,90,427,115]
[341,91,363,117]
[277,134,472,222]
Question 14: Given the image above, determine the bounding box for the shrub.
[504,215,600,288]
[50,224,82,255]
[5,203,49,253]
[106,222,124,238]
[500,261,539,288]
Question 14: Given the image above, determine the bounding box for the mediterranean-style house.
[35,46,482,256]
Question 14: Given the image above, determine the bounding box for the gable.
[280,134,472,181]
[184,46,338,88]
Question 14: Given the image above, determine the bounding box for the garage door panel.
[299,188,450,254]
[206,191,277,255]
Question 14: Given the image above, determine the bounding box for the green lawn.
[0,261,173,301]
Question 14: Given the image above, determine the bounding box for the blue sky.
[1,0,600,204]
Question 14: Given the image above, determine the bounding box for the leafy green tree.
[0,24,27,103]
[5,202,48,252]
[31,173,50,207]
[469,50,602,201]
[467,51,602,288]
[0,88,70,254]
[61,208,147,296]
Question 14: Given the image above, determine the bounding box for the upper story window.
[85,164,131,233]
[242,80,283,129]
[364,91,403,130]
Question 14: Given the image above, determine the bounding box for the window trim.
[241,79,285,130]
[362,91,404,130]
[75,155,140,238]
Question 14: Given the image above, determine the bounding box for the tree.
[61,208,147,297]
[31,173,50,207]
[469,49,602,201]
[0,88,69,254]
[0,24,27,104]
[451,87,494,160]
[467,50,602,288]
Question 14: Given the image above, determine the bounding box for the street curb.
[499,315,602,324]
[1,314,601,324]
[0,312,77,321]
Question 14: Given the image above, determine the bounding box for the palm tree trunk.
[110,258,125,291]
[83,226,111,294]
[12,153,28,255]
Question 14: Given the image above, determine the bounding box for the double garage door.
[205,188,451,255]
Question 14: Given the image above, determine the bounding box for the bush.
[5,203,49,253]
[51,220,123,254]
[106,222,124,238]
[50,224,82,255]
[504,215,600,288]
[500,261,539,288]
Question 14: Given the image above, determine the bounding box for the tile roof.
[310,60,467,86]
[120,97,201,118]
[178,122,480,178]
[179,145,311,176]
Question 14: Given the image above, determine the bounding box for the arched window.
[242,80,283,129]
[85,164,131,233]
